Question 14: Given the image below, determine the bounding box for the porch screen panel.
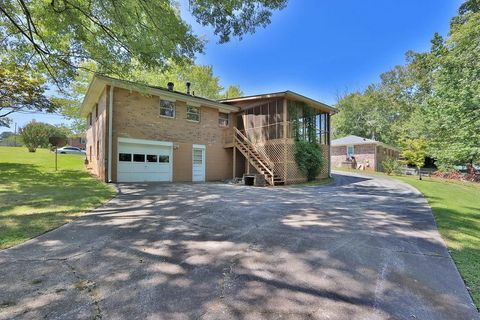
[243,99,284,142]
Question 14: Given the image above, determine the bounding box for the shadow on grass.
[0,163,115,248]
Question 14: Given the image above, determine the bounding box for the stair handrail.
[233,128,274,183]
[233,127,274,168]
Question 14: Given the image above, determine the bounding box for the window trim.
[218,112,229,127]
[347,145,354,157]
[159,99,176,119]
[186,105,201,122]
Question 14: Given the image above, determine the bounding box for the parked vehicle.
[55,146,86,155]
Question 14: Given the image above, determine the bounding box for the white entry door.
[192,144,206,182]
[117,138,173,182]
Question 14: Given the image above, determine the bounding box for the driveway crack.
[64,261,103,319]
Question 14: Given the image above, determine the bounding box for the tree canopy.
[0,60,58,127]
[333,0,480,168]
[0,0,286,87]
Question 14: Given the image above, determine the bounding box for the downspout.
[107,86,113,182]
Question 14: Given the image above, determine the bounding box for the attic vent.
[167,82,174,91]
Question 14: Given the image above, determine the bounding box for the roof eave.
[80,75,240,117]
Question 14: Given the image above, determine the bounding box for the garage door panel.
[117,140,172,182]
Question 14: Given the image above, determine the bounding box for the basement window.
[160,100,175,118]
[186,106,200,122]
[219,112,229,127]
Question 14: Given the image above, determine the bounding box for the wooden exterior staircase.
[233,127,284,186]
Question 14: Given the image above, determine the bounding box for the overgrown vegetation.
[381,159,400,175]
[333,0,480,170]
[289,101,325,181]
[294,141,325,181]
[0,147,115,249]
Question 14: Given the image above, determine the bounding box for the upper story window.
[219,112,229,127]
[160,100,175,118]
[186,106,200,122]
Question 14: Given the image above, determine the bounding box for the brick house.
[67,137,86,150]
[81,75,335,185]
[331,135,399,172]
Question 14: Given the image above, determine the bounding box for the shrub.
[382,159,400,175]
[294,141,324,181]
[20,121,68,152]
[20,122,51,152]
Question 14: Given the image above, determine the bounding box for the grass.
[0,146,116,249]
[334,167,480,307]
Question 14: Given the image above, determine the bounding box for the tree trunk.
[418,166,422,180]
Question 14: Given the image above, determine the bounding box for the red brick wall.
[332,144,376,171]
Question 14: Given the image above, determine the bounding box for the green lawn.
[0,146,116,249]
[334,168,480,307]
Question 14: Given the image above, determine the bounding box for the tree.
[20,121,52,152]
[424,11,480,167]
[401,139,428,180]
[0,0,286,87]
[132,63,224,99]
[222,85,244,99]
[0,61,58,127]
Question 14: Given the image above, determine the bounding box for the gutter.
[107,86,113,182]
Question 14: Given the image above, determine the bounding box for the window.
[186,106,200,122]
[119,153,132,162]
[95,103,98,118]
[219,112,229,127]
[80,137,86,144]
[158,155,170,163]
[160,100,175,118]
[133,154,145,162]
[146,154,158,162]
[347,145,354,157]
[96,141,99,160]
[193,149,203,165]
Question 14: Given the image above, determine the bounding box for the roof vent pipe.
[167,82,174,91]
[186,82,191,95]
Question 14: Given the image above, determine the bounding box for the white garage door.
[117,138,172,182]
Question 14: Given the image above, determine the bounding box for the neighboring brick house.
[331,135,399,172]
[80,75,335,184]
[67,137,86,150]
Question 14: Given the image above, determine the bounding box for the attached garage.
[117,137,173,182]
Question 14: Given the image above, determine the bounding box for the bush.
[20,121,68,152]
[294,141,324,181]
[382,159,400,175]
[20,122,51,152]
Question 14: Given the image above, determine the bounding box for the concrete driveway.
[0,172,478,320]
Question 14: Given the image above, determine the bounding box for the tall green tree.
[425,11,480,166]
[333,0,480,168]
[0,0,286,87]
[222,85,244,99]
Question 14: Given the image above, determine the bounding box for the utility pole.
[14,123,17,147]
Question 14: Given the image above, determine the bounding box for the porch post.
[283,98,288,183]
[233,146,236,178]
